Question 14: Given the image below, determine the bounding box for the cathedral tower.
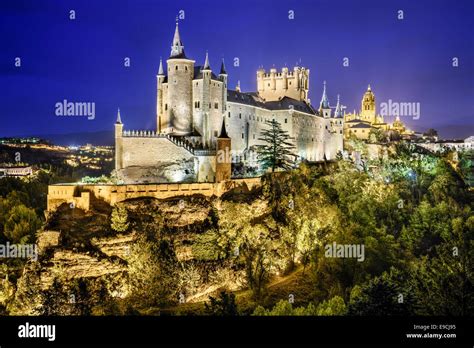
[360,84,376,123]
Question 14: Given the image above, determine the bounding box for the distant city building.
[114,22,344,184]
[418,136,474,153]
[344,85,413,140]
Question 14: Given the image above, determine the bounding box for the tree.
[316,296,347,315]
[348,271,417,315]
[126,236,178,309]
[256,119,296,172]
[3,205,41,243]
[204,291,238,316]
[423,128,438,138]
[368,128,386,143]
[110,204,129,232]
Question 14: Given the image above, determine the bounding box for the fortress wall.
[121,137,193,168]
[196,155,216,182]
[226,102,345,162]
[47,186,90,212]
[46,178,261,213]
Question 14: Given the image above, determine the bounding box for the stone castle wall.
[46,178,261,213]
[225,102,343,162]
[121,136,193,168]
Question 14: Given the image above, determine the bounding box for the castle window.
[228,112,231,118]
[185,66,188,71]
[285,118,287,123]
[165,104,168,110]
[214,131,218,137]
[214,102,218,109]
[196,82,198,86]
[289,82,291,85]
[239,113,241,119]
[268,83,270,87]
[242,133,244,139]
[175,66,178,70]
[253,134,255,139]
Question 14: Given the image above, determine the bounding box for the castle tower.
[201,51,212,147]
[256,66,309,102]
[219,58,228,121]
[360,84,376,123]
[114,108,124,170]
[156,58,166,132]
[165,21,195,135]
[216,117,231,182]
[319,81,331,118]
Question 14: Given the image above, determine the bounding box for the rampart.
[46,178,261,212]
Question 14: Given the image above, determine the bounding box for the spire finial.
[218,116,230,139]
[320,81,329,109]
[170,20,185,58]
[368,84,371,91]
[203,50,211,70]
[158,57,164,75]
[116,108,122,124]
[236,80,241,92]
[219,58,227,75]
[334,94,343,118]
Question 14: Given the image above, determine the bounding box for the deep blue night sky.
[1,0,473,139]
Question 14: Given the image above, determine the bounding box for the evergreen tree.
[205,291,238,316]
[110,204,129,232]
[257,119,296,172]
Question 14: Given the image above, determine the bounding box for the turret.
[156,58,166,132]
[216,117,231,182]
[334,94,344,118]
[114,108,124,170]
[201,51,212,148]
[319,81,331,118]
[219,58,228,125]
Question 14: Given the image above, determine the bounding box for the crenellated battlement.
[257,66,309,102]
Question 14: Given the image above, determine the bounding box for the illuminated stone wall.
[46,178,261,212]
[257,67,309,102]
[225,102,343,162]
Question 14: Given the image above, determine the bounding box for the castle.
[114,22,344,184]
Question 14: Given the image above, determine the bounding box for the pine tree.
[111,204,129,232]
[256,119,296,172]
